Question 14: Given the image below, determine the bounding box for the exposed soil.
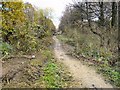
[53,36,113,88]
[1,52,45,88]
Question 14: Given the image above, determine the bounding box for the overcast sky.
[23,0,73,28]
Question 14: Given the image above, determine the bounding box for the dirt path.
[53,36,113,88]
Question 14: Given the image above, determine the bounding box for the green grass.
[43,59,73,88]
[43,60,61,88]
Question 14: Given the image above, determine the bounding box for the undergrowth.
[57,34,120,87]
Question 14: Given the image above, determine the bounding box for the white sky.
[23,0,73,28]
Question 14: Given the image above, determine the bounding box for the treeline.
[58,1,120,87]
[0,1,55,55]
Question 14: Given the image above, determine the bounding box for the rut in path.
[53,36,113,88]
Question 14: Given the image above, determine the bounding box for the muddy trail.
[53,36,113,88]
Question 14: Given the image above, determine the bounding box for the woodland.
[0,0,120,88]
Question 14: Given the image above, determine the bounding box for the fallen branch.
[0,55,8,61]
[0,55,36,61]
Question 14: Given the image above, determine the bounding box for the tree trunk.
[111,2,117,28]
[85,2,103,46]
[99,2,104,26]
[118,1,120,58]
